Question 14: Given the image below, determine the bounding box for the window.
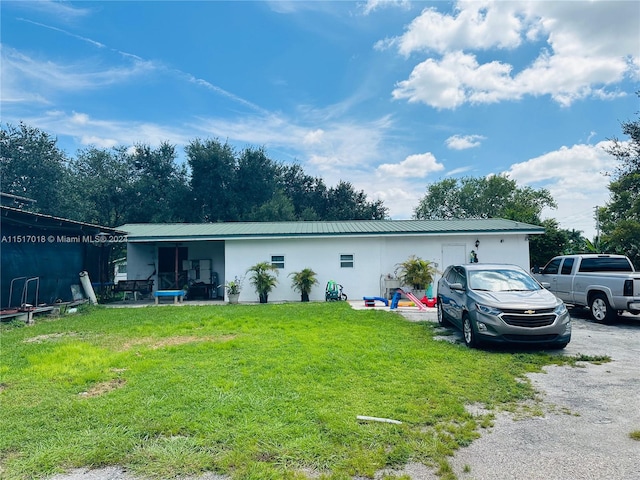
[579,257,633,272]
[271,255,285,269]
[561,258,574,275]
[542,258,561,275]
[340,254,354,268]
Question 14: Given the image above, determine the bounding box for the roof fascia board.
[125,229,543,243]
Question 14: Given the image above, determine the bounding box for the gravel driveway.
[445,309,640,480]
[47,307,640,480]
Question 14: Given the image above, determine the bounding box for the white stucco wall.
[125,232,533,302]
[126,243,156,281]
[225,233,532,302]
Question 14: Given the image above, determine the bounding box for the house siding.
[121,220,537,302]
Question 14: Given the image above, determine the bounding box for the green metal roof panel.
[118,219,544,242]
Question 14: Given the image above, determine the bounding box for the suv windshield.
[468,269,540,292]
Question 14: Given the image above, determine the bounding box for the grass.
[1,302,576,479]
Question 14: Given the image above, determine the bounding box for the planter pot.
[259,293,268,304]
[228,293,240,304]
[301,292,310,302]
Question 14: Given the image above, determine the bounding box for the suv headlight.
[554,302,568,316]
[476,303,502,316]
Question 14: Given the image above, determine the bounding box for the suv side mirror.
[449,282,464,291]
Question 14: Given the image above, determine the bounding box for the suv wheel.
[462,314,478,348]
[437,297,448,326]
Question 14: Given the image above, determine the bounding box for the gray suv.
[437,263,571,348]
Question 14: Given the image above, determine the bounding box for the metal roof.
[119,219,544,242]
[1,205,127,235]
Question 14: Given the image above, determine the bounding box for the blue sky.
[2,0,639,238]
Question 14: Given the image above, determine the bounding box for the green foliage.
[69,147,133,227]
[394,255,437,291]
[599,94,640,268]
[247,190,297,222]
[247,261,279,302]
[127,142,190,223]
[186,138,237,222]
[289,268,319,300]
[0,124,389,226]
[223,276,244,295]
[0,122,73,217]
[529,219,569,267]
[325,180,389,220]
[0,303,574,479]
[413,174,556,224]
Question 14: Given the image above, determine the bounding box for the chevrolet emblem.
[524,310,536,314]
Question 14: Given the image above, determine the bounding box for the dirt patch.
[78,378,126,398]
[120,334,236,351]
[24,332,79,343]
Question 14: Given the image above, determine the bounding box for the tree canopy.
[413,174,556,224]
[598,94,640,267]
[0,123,73,217]
[0,124,388,227]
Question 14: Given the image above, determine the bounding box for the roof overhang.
[119,219,545,243]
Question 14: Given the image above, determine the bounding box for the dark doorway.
[158,246,188,289]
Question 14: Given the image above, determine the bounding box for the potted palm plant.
[247,261,279,303]
[394,255,437,292]
[224,276,243,304]
[289,267,318,302]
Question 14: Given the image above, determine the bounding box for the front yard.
[0,303,569,479]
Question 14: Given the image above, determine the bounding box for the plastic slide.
[390,289,427,311]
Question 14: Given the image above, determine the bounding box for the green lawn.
[0,303,570,479]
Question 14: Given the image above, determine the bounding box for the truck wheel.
[589,294,617,323]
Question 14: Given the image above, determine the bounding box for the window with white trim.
[271,255,285,269]
[340,254,354,268]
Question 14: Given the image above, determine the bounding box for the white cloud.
[0,45,157,103]
[393,1,528,55]
[194,113,394,178]
[389,1,639,109]
[20,110,192,151]
[446,166,474,176]
[360,0,411,16]
[504,141,618,238]
[445,134,486,150]
[303,129,325,145]
[8,0,92,22]
[376,152,444,179]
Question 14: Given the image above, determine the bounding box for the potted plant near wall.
[289,268,318,302]
[395,255,437,293]
[224,276,243,304]
[247,261,279,303]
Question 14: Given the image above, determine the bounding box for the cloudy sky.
[2,0,638,238]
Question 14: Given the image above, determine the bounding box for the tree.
[277,163,327,220]
[599,98,640,267]
[127,142,190,223]
[528,219,570,268]
[69,147,133,227]
[325,181,388,220]
[0,123,73,217]
[186,138,237,222]
[413,175,556,224]
[246,190,297,221]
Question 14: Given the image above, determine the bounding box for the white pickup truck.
[533,254,640,323]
